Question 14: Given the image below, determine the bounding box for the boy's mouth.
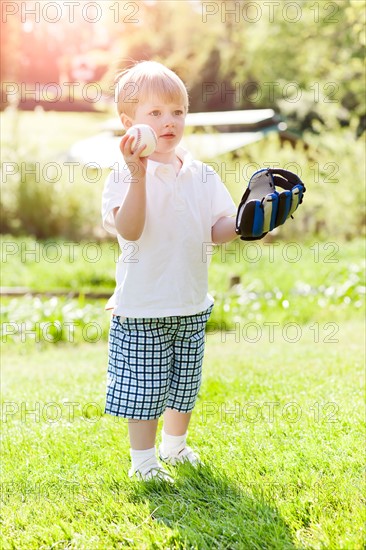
[160,132,175,138]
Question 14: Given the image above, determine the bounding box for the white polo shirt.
[101,146,236,318]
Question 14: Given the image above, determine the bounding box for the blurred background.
[1,0,365,342]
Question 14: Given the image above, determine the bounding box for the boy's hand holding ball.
[125,124,157,157]
[120,124,157,181]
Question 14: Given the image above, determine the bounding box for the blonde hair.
[115,61,189,118]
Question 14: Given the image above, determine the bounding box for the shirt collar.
[146,145,195,177]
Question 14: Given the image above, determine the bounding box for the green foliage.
[0,109,109,239]
[110,0,365,134]
[1,295,110,346]
[1,167,103,239]
[0,236,117,292]
[1,110,364,240]
[1,238,364,345]
[1,0,365,242]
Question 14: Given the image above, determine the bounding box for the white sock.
[161,429,187,454]
[130,446,159,473]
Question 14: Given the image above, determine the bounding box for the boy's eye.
[150,110,160,116]
[174,110,184,116]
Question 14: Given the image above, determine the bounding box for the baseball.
[125,124,157,157]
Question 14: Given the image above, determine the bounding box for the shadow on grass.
[128,462,298,549]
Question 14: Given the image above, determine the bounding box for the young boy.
[102,61,238,481]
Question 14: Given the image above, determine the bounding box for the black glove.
[235,168,306,241]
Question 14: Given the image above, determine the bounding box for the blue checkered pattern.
[105,305,213,420]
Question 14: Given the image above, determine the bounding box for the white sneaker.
[128,460,174,482]
[159,445,203,467]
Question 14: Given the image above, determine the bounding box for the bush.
[0,108,108,240]
[1,110,364,241]
[1,159,106,240]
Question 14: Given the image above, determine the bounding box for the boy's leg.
[159,306,214,466]
[163,408,192,435]
[107,315,174,480]
[128,417,174,481]
[128,418,159,449]
[160,409,201,465]
[161,409,200,464]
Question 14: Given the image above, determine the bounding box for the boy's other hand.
[120,134,148,182]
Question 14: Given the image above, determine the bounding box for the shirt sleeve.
[101,169,130,235]
[207,165,237,225]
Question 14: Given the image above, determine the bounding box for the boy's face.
[122,96,186,156]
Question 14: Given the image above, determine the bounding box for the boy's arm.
[113,134,148,241]
[211,216,238,244]
[113,179,146,241]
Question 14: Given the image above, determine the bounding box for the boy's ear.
[121,114,133,129]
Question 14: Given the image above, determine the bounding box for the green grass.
[1,238,365,546]
[1,318,364,549]
[1,236,118,293]
[1,238,364,345]
[2,236,364,295]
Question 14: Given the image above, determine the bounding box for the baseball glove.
[235,168,306,240]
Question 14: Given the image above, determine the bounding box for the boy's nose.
[164,116,175,126]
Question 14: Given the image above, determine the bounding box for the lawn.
[1,315,365,549]
[1,237,364,348]
[1,235,365,548]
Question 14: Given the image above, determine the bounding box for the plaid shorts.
[105,305,213,420]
